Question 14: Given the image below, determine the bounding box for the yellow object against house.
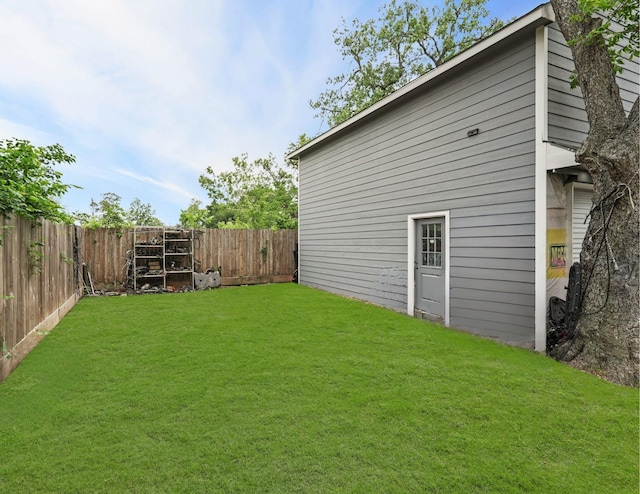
[547,228,567,279]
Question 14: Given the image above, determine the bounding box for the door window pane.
[420,221,443,268]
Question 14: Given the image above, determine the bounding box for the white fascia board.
[288,3,555,160]
[545,143,578,170]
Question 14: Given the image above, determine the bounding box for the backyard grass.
[0,284,637,493]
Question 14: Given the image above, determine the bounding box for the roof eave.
[287,3,555,160]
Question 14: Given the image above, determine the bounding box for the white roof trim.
[545,142,578,170]
[288,3,555,159]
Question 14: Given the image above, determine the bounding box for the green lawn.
[0,284,637,493]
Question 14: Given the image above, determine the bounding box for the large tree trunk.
[550,0,639,387]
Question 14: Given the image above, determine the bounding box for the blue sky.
[0,0,542,224]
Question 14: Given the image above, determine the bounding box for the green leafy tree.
[179,199,209,229]
[569,0,638,78]
[286,134,312,168]
[550,0,638,386]
[76,193,131,229]
[128,198,163,226]
[310,0,505,127]
[0,138,77,222]
[76,193,161,228]
[187,153,298,230]
[179,198,235,229]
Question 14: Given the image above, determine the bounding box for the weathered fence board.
[0,216,81,381]
[81,228,133,288]
[195,229,297,285]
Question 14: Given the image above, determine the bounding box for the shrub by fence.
[0,215,80,380]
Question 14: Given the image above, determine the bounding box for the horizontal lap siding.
[548,23,639,149]
[299,33,538,343]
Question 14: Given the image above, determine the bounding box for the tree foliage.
[0,138,76,223]
[570,0,638,77]
[182,153,298,230]
[128,198,163,226]
[285,133,312,167]
[310,0,505,127]
[179,198,235,229]
[76,193,161,229]
[179,199,210,230]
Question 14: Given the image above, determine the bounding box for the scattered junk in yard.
[109,227,222,295]
[292,243,298,283]
[131,226,194,291]
[124,249,134,288]
[547,262,582,352]
[82,262,95,295]
[194,268,222,290]
[81,227,296,297]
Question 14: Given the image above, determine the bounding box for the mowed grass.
[0,284,637,493]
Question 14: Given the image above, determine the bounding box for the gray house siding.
[299,31,539,344]
[548,23,640,149]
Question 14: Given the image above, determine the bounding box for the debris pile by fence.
[80,227,297,290]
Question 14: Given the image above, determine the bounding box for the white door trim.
[407,211,450,325]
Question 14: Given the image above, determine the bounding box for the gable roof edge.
[288,3,555,159]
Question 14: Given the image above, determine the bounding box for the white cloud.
[112,167,196,201]
[0,0,387,222]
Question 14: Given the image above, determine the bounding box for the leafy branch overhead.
[0,139,77,223]
[310,0,505,127]
[569,0,639,80]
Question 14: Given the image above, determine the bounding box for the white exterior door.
[415,218,445,320]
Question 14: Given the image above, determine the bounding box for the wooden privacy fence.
[82,228,298,288]
[195,229,297,285]
[80,228,133,289]
[0,215,81,380]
